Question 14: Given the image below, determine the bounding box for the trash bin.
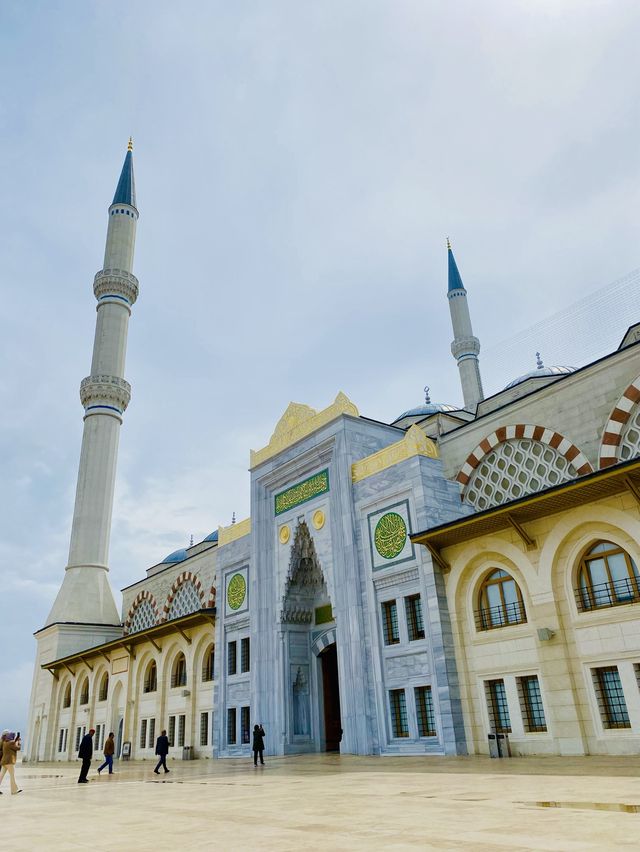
[487,733,500,758]
[122,741,131,761]
[488,733,510,758]
[182,745,194,760]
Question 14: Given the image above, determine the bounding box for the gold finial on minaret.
[446,237,451,250]
[127,137,133,152]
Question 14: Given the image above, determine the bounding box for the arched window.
[130,598,157,633]
[144,660,157,693]
[476,569,526,630]
[79,677,89,705]
[576,541,640,611]
[202,644,215,682]
[98,673,109,702]
[171,653,187,688]
[168,581,202,620]
[62,682,72,709]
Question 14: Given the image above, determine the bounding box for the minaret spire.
[446,239,484,411]
[45,142,140,629]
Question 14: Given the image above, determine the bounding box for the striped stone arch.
[206,584,217,608]
[457,424,593,486]
[162,571,204,621]
[599,375,640,468]
[311,628,336,656]
[124,590,160,634]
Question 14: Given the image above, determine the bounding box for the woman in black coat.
[252,724,265,766]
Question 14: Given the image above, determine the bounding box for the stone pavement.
[1,753,639,850]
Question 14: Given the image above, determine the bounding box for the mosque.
[27,144,640,762]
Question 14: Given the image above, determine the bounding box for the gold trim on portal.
[351,425,439,483]
[218,517,251,547]
[250,392,359,468]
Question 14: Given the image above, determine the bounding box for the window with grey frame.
[415,685,436,737]
[517,675,547,732]
[591,666,630,729]
[485,679,511,733]
[241,637,250,673]
[227,708,237,744]
[381,600,400,645]
[228,640,237,675]
[405,594,425,641]
[389,689,409,738]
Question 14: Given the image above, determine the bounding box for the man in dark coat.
[77,729,95,783]
[252,724,265,766]
[154,729,170,774]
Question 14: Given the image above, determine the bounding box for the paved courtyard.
[2,753,639,850]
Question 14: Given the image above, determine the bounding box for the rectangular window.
[228,641,237,675]
[517,676,547,733]
[389,689,409,738]
[415,686,436,737]
[485,679,511,733]
[140,719,147,749]
[178,714,186,747]
[227,708,237,745]
[148,718,156,749]
[75,727,82,752]
[241,637,250,673]
[200,712,209,747]
[63,728,68,752]
[241,706,251,744]
[405,595,425,641]
[592,666,631,729]
[168,715,176,747]
[381,600,400,645]
[94,725,101,751]
[58,728,65,753]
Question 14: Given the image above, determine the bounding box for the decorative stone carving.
[351,424,438,483]
[93,268,139,305]
[451,335,480,359]
[80,375,131,413]
[280,606,313,624]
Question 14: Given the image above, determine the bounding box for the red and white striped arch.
[456,424,593,485]
[206,584,217,608]
[599,375,640,468]
[124,590,160,633]
[162,571,204,621]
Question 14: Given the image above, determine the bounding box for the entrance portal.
[320,643,341,751]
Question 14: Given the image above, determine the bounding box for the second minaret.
[447,239,484,411]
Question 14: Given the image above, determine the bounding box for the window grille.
[202,646,214,682]
[140,719,147,749]
[619,405,640,462]
[415,686,436,737]
[200,712,209,747]
[228,641,237,675]
[464,439,578,511]
[58,728,65,752]
[241,707,251,744]
[75,727,82,752]
[575,541,640,612]
[227,708,237,745]
[168,581,202,620]
[241,638,250,673]
[517,676,547,732]
[389,689,409,738]
[178,715,186,747]
[148,718,156,749]
[485,679,511,733]
[592,667,630,729]
[129,598,156,633]
[405,595,425,641]
[168,716,176,747]
[381,600,400,645]
[476,569,527,630]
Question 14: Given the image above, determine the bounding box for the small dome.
[393,385,458,423]
[204,530,219,543]
[505,364,575,390]
[161,548,188,564]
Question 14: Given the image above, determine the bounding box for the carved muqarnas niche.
[281,521,327,623]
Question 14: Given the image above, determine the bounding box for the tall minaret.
[45,140,140,630]
[447,239,484,411]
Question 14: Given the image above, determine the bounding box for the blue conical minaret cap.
[112,138,136,207]
[447,238,465,292]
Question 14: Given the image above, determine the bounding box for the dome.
[161,548,188,564]
[504,354,576,389]
[204,530,219,543]
[394,386,458,422]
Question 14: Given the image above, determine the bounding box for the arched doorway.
[281,520,338,753]
[319,644,341,751]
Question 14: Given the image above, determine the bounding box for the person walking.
[97,732,115,775]
[0,731,22,795]
[77,728,95,783]
[252,724,265,767]
[153,729,170,774]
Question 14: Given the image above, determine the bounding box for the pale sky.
[2,1,640,735]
